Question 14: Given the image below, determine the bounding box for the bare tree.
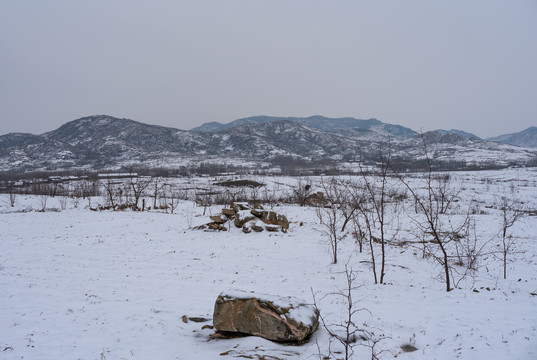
[166,184,180,214]
[348,144,396,284]
[38,194,48,212]
[102,179,119,210]
[293,177,313,206]
[249,183,261,205]
[352,190,379,284]
[312,265,384,360]
[452,218,479,272]
[59,195,68,210]
[316,178,353,264]
[151,177,165,209]
[49,181,59,197]
[120,183,130,206]
[129,171,151,210]
[8,184,16,207]
[71,194,81,208]
[116,186,125,206]
[435,173,458,214]
[497,194,524,279]
[158,187,168,213]
[80,179,99,199]
[360,146,392,284]
[395,137,465,292]
[447,214,495,289]
[341,181,367,255]
[351,215,365,253]
[195,183,214,216]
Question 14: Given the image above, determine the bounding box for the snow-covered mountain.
[435,129,481,140]
[1,115,536,172]
[392,131,537,169]
[0,115,210,171]
[488,127,537,148]
[191,115,418,138]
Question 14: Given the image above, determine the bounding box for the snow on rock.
[213,289,319,342]
[195,203,289,233]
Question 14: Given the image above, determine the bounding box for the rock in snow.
[213,290,319,342]
[196,203,289,233]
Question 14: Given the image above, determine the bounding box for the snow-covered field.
[1,169,536,359]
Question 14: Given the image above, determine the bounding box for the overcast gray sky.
[1,1,536,138]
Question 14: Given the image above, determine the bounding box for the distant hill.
[1,115,536,173]
[488,127,537,148]
[191,115,418,138]
[435,129,481,140]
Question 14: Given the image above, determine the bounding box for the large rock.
[262,210,278,224]
[261,211,289,230]
[210,214,228,224]
[250,208,264,218]
[231,202,251,212]
[213,290,319,343]
[222,208,236,217]
[276,214,289,230]
[249,221,264,232]
[234,210,256,228]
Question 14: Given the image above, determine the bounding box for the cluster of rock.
[195,202,289,233]
[213,290,319,343]
[306,191,325,206]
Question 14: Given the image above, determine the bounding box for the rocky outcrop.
[194,203,289,233]
[213,290,319,343]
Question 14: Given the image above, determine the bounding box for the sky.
[1,1,536,138]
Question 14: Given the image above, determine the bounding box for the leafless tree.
[394,137,465,292]
[316,178,354,264]
[102,179,119,210]
[348,144,396,284]
[8,184,16,207]
[452,218,478,271]
[38,194,48,212]
[341,180,367,254]
[71,183,86,208]
[195,185,213,216]
[49,181,59,197]
[59,195,68,210]
[80,179,99,199]
[360,148,392,284]
[351,215,365,254]
[166,184,180,214]
[129,172,151,210]
[446,214,496,288]
[293,177,313,206]
[249,183,261,205]
[434,173,458,214]
[158,187,169,213]
[353,191,379,284]
[151,177,165,209]
[116,186,125,206]
[262,183,280,209]
[496,194,524,279]
[71,194,81,208]
[127,183,135,204]
[312,265,384,360]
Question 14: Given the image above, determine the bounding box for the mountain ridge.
[191,115,418,138]
[487,127,537,148]
[1,115,536,173]
[435,129,481,140]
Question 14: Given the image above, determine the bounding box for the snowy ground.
[1,169,537,359]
